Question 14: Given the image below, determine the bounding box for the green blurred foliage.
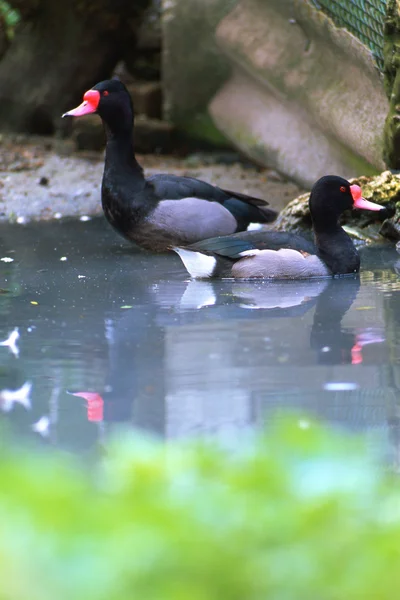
[0,1,19,35]
[0,417,400,600]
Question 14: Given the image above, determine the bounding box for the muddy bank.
[0,135,302,223]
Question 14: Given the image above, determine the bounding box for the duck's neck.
[100,116,158,234]
[103,122,144,183]
[313,220,360,275]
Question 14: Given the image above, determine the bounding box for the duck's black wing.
[147,173,268,205]
[146,173,277,228]
[184,230,317,259]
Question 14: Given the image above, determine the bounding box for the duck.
[172,175,384,279]
[62,79,277,251]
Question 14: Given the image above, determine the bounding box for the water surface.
[0,217,399,459]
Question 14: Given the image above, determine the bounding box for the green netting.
[309,0,387,70]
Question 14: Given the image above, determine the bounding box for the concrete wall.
[162,0,389,187]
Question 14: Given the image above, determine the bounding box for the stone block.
[72,116,105,151]
[134,117,176,153]
[136,0,162,50]
[209,0,388,186]
[0,16,9,59]
[163,0,389,185]
[162,0,236,144]
[71,115,176,154]
[127,81,162,119]
[72,118,105,152]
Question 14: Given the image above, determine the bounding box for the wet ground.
[0,216,400,463]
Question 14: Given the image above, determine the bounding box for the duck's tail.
[223,196,277,229]
[173,248,217,279]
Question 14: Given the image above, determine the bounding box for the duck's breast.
[231,248,331,279]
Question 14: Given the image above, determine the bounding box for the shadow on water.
[0,217,399,460]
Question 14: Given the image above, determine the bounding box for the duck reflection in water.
[309,277,385,365]
[75,275,385,437]
[0,272,388,445]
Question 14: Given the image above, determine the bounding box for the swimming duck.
[62,79,277,251]
[173,175,384,279]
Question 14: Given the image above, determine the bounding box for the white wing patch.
[238,249,263,257]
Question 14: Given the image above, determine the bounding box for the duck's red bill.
[350,184,383,211]
[62,89,100,118]
[68,390,104,422]
[351,342,363,365]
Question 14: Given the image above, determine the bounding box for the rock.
[183,151,242,167]
[134,117,176,153]
[274,171,400,243]
[136,0,161,50]
[273,192,312,234]
[163,0,388,184]
[72,119,105,152]
[352,170,400,205]
[71,115,176,154]
[379,219,400,241]
[4,0,40,19]
[112,61,136,84]
[162,0,233,145]
[125,49,161,82]
[266,170,284,183]
[0,15,9,59]
[0,0,153,135]
[52,137,76,157]
[127,81,162,119]
[124,0,161,80]
[209,0,387,187]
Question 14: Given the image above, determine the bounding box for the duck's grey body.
[175,247,331,280]
[141,198,238,248]
[230,248,331,279]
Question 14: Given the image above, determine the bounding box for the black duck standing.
[63,79,276,251]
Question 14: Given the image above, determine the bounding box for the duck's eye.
[339,186,346,192]
[102,90,109,97]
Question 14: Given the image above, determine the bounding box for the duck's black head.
[309,175,384,275]
[309,175,382,229]
[62,79,133,136]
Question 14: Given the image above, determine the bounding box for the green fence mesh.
[309,0,387,70]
